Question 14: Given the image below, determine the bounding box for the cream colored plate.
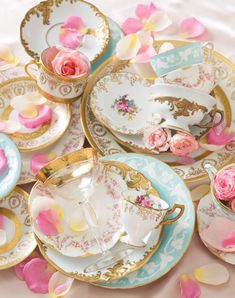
[0,187,36,270]
[0,78,71,152]
[81,40,235,184]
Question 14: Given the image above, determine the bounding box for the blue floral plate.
[0,134,21,198]
[95,153,195,288]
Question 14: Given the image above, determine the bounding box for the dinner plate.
[37,153,194,288]
[0,134,21,198]
[81,39,235,184]
[20,0,110,63]
[0,77,71,152]
[0,187,36,270]
[197,192,235,265]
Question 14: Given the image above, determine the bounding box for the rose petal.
[23,258,56,293]
[221,231,235,249]
[144,11,172,32]
[14,251,40,281]
[194,263,229,285]
[48,271,74,298]
[31,197,62,218]
[135,2,159,22]
[116,33,141,60]
[61,16,85,31]
[59,29,82,49]
[36,209,62,236]
[180,17,206,39]
[1,120,21,134]
[0,44,19,70]
[66,207,88,232]
[18,105,52,129]
[11,93,46,113]
[121,17,143,35]
[30,153,57,175]
[179,273,201,298]
[132,45,157,63]
[200,217,235,252]
[207,122,235,146]
[158,42,175,54]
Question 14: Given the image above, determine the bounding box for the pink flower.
[142,199,151,208]
[59,16,87,49]
[116,100,129,111]
[51,48,90,78]
[143,126,171,152]
[121,2,171,35]
[213,168,235,201]
[169,133,199,157]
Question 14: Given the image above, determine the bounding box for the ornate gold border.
[20,0,110,64]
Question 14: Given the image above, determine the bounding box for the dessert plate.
[20,0,109,63]
[81,39,235,184]
[197,192,235,265]
[37,153,194,288]
[0,78,71,152]
[0,187,36,269]
[30,152,161,258]
[0,134,21,198]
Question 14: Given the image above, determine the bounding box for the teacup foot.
[120,235,146,247]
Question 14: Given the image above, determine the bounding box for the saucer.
[197,192,235,265]
[0,78,71,152]
[0,187,36,269]
[0,134,21,198]
[20,0,110,63]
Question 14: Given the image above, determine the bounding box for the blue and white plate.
[0,134,21,198]
[95,153,195,288]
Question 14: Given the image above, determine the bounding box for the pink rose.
[169,132,199,157]
[213,168,235,201]
[51,49,90,78]
[117,101,128,112]
[143,126,171,152]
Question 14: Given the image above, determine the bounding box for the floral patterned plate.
[81,40,235,184]
[0,78,71,152]
[0,134,21,198]
[0,186,36,269]
[197,192,235,265]
[20,0,109,63]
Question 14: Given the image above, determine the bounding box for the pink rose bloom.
[143,126,171,152]
[51,49,90,78]
[142,199,151,208]
[213,168,235,201]
[117,101,128,112]
[169,132,199,157]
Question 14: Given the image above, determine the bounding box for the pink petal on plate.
[180,17,206,39]
[61,16,85,31]
[116,33,141,60]
[18,105,52,129]
[135,2,159,22]
[30,152,57,175]
[59,29,81,49]
[0,148,8,173]
[144,10,172,32]
[194,263,229,285]
[121,17,143,35]
[36,208,62,236]
[207,126,235,145]
[221,231,235,249]
[23,258,56,293]
[14,251,40,281]
[48,271,74,298]
[132,44,156,63]
[200,217,235,252]
[179,273,201,298]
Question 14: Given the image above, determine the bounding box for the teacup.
[120,190,184,247]
[204,163,235,221]
[150,84,223,133]
[24,47,91,103]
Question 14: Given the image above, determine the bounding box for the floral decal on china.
[111,94,139,120]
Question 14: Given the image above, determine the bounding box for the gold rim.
[36,86,80,104]
[0,77,72,152]
[80,40,235,183]
[0,186,37,270]
[20,0,110,64]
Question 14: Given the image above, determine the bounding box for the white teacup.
[25,47,91,104]
[150,84,223,133]
[120,190,184,247]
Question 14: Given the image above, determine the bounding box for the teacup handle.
[160,203,185,226]
[194,109,224,129]
[202,41,214,63]
[24,60,40,80]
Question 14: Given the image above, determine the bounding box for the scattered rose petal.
[14,251,40,281]
[0,44,19,71]
[0,120,21,134]
[36,209,62,236]
[116,33,141,60]
[135,2,159,22]
[121,18,143,35]
[194,263,229,285]
[30,152,57,175]
[222,231,235,249]
[206,119,235,146]
[48,271,74,298]
[18,105,52,129]
[199,135,224,152]
[200,217,235,252]
[179,273,201,298]
[0,148,8,172]
[144,10,172,33]
[180,17,206,39]
[23,258,56,293]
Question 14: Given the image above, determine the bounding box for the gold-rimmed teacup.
[25,47,91,104]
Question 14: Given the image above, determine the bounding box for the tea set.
[0,0,234,290]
